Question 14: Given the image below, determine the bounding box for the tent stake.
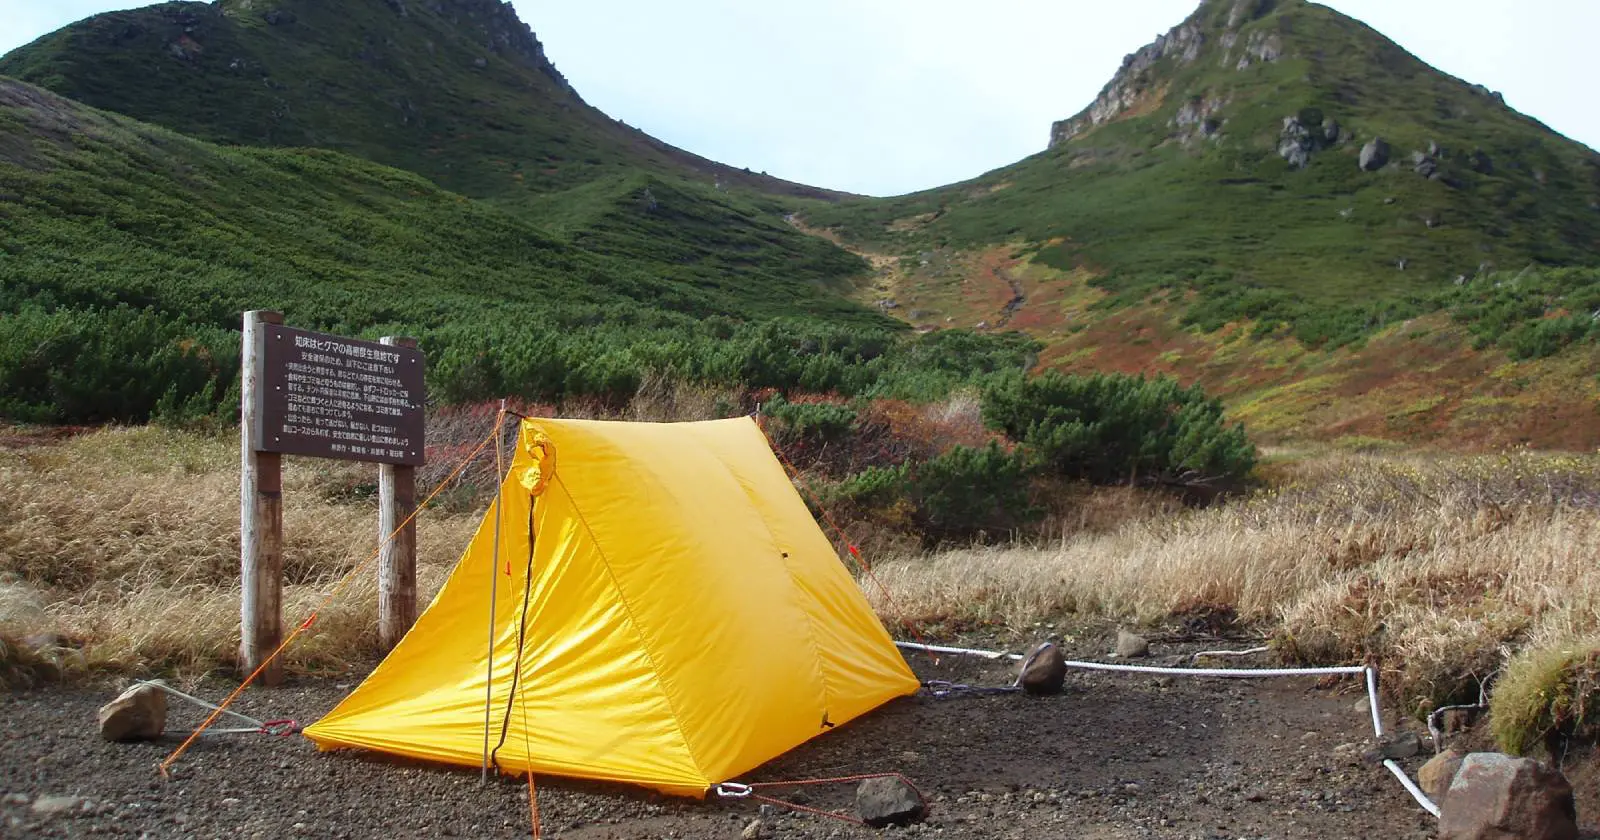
[483,402,507,783]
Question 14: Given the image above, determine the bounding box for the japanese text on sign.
[255,325,426,465]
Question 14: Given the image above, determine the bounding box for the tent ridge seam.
[550,472,711,786]
[695,427,837,721]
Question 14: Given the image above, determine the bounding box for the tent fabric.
[303,416,918,797]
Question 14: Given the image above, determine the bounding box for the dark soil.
[0,639,1454,839]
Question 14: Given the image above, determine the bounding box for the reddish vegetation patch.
[0,425,91,451]
[964,250,1024,328]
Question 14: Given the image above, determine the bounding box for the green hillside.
[0,78,955,423]
[0,0,837,203]
[803,0,1600,343]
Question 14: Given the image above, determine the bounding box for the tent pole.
[483,402,507,783]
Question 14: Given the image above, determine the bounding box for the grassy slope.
[0,77,884,337]
[797,0,1600,447]
[807,0,1600,298]
[0,0,870,326]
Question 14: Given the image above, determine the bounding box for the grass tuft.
[1491,640,1600,756]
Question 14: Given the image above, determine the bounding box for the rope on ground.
[752,413,936,658]
[157,412,508,777]
[714,772,929,827]
[133,680,299,736]
[921,679,1021,699]
[1385,759,1441,817]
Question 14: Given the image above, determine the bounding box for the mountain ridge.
[0,0,848,202]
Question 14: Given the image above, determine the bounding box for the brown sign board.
[254,324,426,465]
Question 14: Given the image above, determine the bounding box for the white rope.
[133,680,264,730]
[1060,659,1368,678]
[894,641,1023,660]
[1385,759,1442,817]
[132,680,297,736]
[1366,666,1385,738]
[1190,646,1270,660]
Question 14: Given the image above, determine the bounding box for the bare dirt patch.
[0,638,1453,839]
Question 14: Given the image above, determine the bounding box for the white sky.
[3,0,1596,196]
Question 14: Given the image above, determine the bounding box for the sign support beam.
[378,335,419,651]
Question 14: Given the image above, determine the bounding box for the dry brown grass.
[0,426,479,680]
[865,449,1600,731]
[7,423,1600,753]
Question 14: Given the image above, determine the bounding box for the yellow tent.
[304,416,918,796]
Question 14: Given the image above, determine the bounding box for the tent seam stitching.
[692,422,837,725]
[551,471,710,787]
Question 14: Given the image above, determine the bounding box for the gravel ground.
[1,640,1458,839]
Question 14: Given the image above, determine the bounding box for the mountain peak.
[1049,0,1297,147]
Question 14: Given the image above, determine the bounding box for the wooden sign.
[240,312,426,685]
[254,323,426,466]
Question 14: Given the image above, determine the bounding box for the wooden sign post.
[240,313,426,684]
[377,336,419,651]
[240,310,285,686]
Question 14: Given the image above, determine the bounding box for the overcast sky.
[4,1,1596,196]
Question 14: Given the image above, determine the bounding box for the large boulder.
[1360,137,1391,171]
[1017,642,1067,696]
[1438,753,1578,840]
[97,683,167,742]
[855,776,927,827]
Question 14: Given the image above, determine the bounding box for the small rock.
[2,793,28,807]
[1114,630,1150,659]
[1419,749,1466,802]
[740,818,764,839]
[98,683,167,742]
[1439,753,1578,840]
[31,795,85,816]
[1353,696,1374,716]
[1381,731,1422,760]
[856,777,927,828]
[1017,642,1067,696]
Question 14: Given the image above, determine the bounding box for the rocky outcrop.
[1231,29,1283,70]
[1051,0,1287,147]
[1050,17,1210,146]
[424,0,572,93]
[1276,113,1346,168]
[1173,95,1228,143]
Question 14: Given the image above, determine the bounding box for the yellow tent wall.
[304,417,918,796]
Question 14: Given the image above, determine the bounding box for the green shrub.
[898,442,1037,544]
[761,395,858,448]
[982,370,1256,487]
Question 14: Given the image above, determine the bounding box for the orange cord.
[159,412,510,776]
